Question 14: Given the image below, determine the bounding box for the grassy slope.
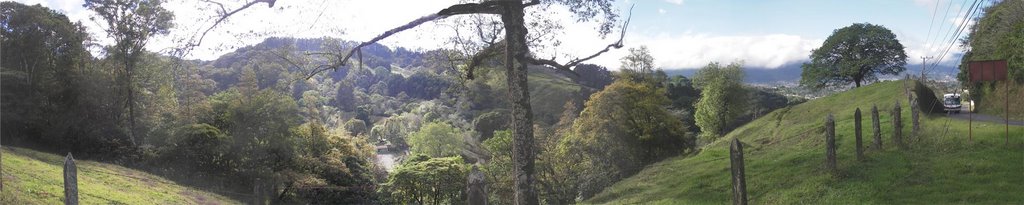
[527,67,584,123]
[0,147,239,204]
[586,80,1024,204]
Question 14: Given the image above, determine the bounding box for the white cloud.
[658,8,667,14]
[11,0,962,70]
[664,0,684,5]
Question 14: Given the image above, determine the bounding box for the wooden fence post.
[854,108,864,161]
[872,105,882,150]
[730,138,747,205]
[825,114,837,174]
[893,101,905,149]
[912,100,920,142]
[64,153,78,205]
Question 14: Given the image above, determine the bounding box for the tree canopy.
[801,23,907,88]
[694,62,748,139]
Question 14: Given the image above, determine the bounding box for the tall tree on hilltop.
[801,23,907,88]
[85,0,174,145]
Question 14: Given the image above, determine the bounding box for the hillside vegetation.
[0,147,238,204]
[586,80,1024,204]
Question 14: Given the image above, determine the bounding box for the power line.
[928,0,958,47]
[925,0,942,47]
[932,0,972,51]
[930,0,984,70]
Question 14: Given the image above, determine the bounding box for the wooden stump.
[825,114,837,174]
[854,108,864,161]
[64,153,78,205]
[893,101,905,149]
[730,138,747,205]
[872,105,882,150]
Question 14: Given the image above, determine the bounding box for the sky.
[10,0,993,70]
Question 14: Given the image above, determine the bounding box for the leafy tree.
[801,23,907,88]
[0,2,118,155]
[336,80,357,111]
[370,116,410,149]
[957,0,1023,117]
[561,79,693,198]
[481,130,514,203]
[163,123,233,175]
[301,2,625,202]
[665,75,701,131]
[959,0,1024,83]
[408,121,464,158]
[693,62,747,139]
[618,46,658,82]
[473,110,510,140]
[384,155,467,204]
[573,64,614,89]
[535,100,585,204]
[85,0,175,145]
[344,119,368,136]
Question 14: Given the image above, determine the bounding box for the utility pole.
[920,56,933,81]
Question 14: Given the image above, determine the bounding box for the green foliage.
[345,119,369,136]
[163,124,232,174]
[0,2,138,158]
[693,62,748,139]
[618,46,667,84]
[370,116,410,149]
[801,23,907,88]
[587,80,1024,204]
[0,147,240,204]
[573,64,614,89]
[383,155,467,204]
[958,0,1024,83]
[481,130,515,204]
[336,80,357,111]
[561,79,694,198]
[957,0,1024,120]
[408,121,464,158]
[473,110,510,140]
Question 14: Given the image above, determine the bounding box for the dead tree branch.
[304,1,521,79]
[523,4,633,73]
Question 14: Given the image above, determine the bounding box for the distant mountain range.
[664,63,961,85]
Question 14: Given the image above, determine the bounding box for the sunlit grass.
[587,80,1024,204]
[0,147,240,204]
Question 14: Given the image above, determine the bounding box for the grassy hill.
[0,147,239,204]
[586,80,1024,204]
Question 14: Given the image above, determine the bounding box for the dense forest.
[0,1,812,204]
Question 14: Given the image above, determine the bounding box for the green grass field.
[0,147,239,204]
[586,80,1024,204]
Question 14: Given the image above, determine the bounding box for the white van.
[943,94,961,113]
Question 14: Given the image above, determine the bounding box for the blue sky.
[11,0,990,70]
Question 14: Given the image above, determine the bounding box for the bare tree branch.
[172,0,277,59]
[304,1,521,79]
[522,4,633,74]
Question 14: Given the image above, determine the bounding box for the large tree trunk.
[502,3,538,205]
[125,55,137,146]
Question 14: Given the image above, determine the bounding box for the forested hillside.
[9,0,1003,204]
